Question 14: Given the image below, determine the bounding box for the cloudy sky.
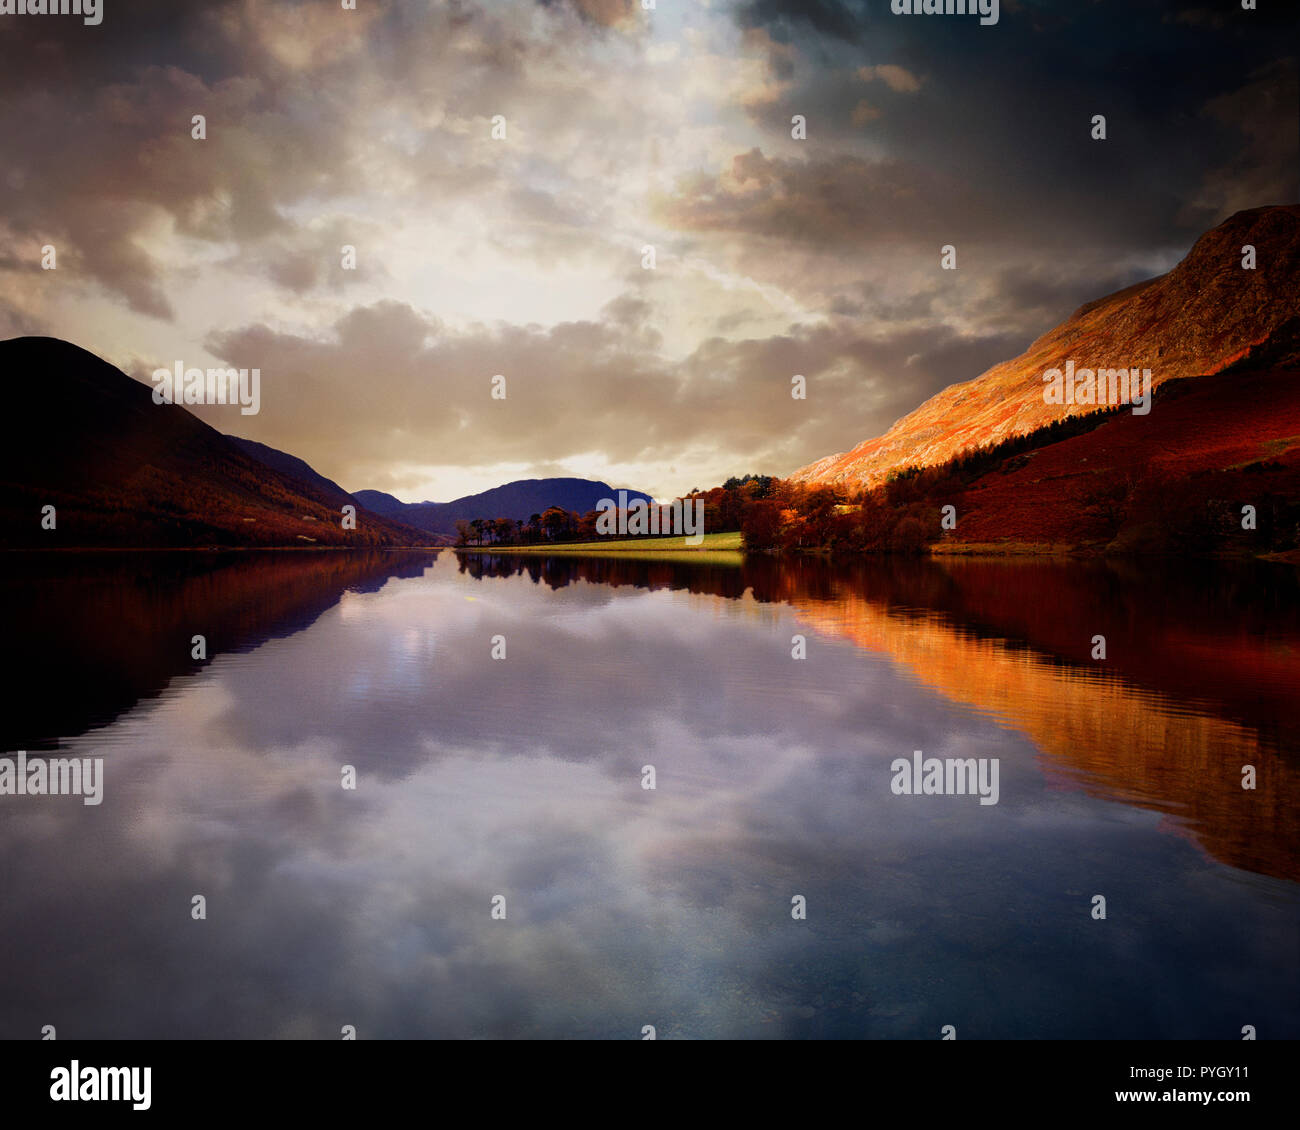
[1,0,1295,501]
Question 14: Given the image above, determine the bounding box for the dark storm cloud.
[968,260,1159,330]
[0,0,247,89]
[725,0,1298,252]
[1187,57,1299,222]
[658,148,1009,248]
[735,0,874,44]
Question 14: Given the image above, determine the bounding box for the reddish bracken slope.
[793,205,1300,489]
[943,364,1300,551]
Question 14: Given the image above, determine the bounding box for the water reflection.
[0,550,1295,1039]
[1,549,438,751]
[465,553,1300,881]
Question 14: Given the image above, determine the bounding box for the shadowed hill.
[0,337,435,548]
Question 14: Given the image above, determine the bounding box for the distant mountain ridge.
[353,478,655,536]
[793,205,1300,489]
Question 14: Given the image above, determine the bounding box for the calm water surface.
[1,550,1296,1039]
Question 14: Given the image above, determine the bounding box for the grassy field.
[457,531,743,559]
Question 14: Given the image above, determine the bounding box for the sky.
[1,0,1295,502]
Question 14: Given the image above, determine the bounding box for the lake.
[1,549,1296,1039]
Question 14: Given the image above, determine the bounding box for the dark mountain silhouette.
[0,337,434,548]
[354,477,655,536]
